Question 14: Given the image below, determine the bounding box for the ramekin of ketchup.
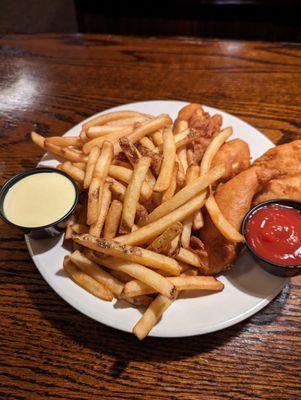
[241,199,301,277]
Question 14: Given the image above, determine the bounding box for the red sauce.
[245,204,301,266]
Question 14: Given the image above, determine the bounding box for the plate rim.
[26,100,287,338]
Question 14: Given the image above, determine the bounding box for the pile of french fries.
[31,104,244,339]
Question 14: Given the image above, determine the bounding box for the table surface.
[0,34,300,400]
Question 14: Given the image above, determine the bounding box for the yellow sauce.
[3,172,76,227]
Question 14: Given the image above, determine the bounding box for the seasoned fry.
[124,276,223,297]
[133,294,172,340]
[70,250,124,297]
[147,222,183,255]
[99,257,176,299]
[176,247,205,268]
[31,131,46,149]
[74,234,181,276]
[117,193,206,246]
[83,146,100,189]
[145,164,224,225]
[205,191,245,242]
[103,200,123,239]
[60,162,85,183]
[47,136,82,147]
[108,165,152,201]
[119,157,152,233]
[154,128,176,192]
[162,162,178,203]
[89,183,112,237]
[87,141,113,225]
[83,126,133,153]
[200,127,233,175]
[63,256,113,301]
[82,110,144,131]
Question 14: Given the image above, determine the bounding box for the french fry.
[63,256,113,301]
[108,165,152,201]
[70,250,124,297]
[73,162,86,170]
[60,162,85,183]
[119,157,152,233]
[154,128,176,192]
[133,294,172,340]
[145,164,224,225]
[139,136,156,150]
[82,110,144,131]
[147,222,183,255]
[87,141,113,225]
[176,247,205,268]
[177,146,188,174]
[121,294,153,307]
[83,146,100,189]
[162,162,178,203]
[87,125,129,138]
[151,129,164,146]
[103,200,123,239]
[47,136,82,147]
[89,183,112,237]
[193,210,204,230]
[200,127,233,175]
[61,147,87,162]
[104,115,148,127]
[44,141,64,158]
[135,143,162,177]
[83,126,133,153]
[119,137,156,188]
[181,164,200,248]
[168,234,181,257]
[71,223,89,234]
[205,192,245,242]
[31,131,46,149]
[117,193,206,246]
[123,275,223,297]
[128,115,172,146]
[99,257,176,299]
[74,234,181,276]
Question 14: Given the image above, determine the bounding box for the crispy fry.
[108,165,152,201]
[82,110,144,131]
[205,191,245,242]
[119,157,152,233]
[103,200,123,239]
[63,256,113,301]
[200,127,233,175]
[139,136,156,150]
[83,146,100,189]
[133,294,172,340]
[145,164,224,225]
[74,234,181,276]
[117,193,206,246]
[98,257,176,299]
[60,162,85,183]
[87,141,113,225]
[83,126,133,153]
[147,222,183,255]
[47,136,82,147]
[162,162,178,202]
[89,182,112,237]
[31,131,46,149]
[70,250,124,297]
[176,247,205,268]
[124,275,223,297]
[154,128,176,192]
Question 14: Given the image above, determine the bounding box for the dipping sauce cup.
[241,199,301,277]
[0,168,79,238]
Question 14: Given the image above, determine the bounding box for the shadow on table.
[23,268,291,377]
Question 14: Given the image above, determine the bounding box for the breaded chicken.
[211,139,250,183]
[199,167,279,275]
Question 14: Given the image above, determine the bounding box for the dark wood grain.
[0,34,300,400]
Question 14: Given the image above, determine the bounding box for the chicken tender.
[200,167,279,274]
[211,139,250,183]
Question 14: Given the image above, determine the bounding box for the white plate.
[26,100,287,338]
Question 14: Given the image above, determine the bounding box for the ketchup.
[245,204,301,266]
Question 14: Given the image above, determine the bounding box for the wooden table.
[0,35,300,400]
